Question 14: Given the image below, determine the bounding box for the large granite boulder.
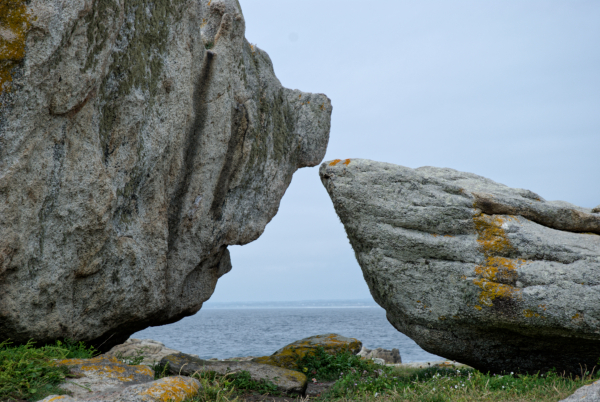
[0,0,331,350]
[319,158,600,374]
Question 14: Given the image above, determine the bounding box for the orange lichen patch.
[320,103,325,110]
[438,316,446,320]
[474,305,482,311]
[472,213,526,307]
[0,0,33,98]
[328,159,341,166]
[473,214,513,255]
[44,397,69,402]
[523,309,541,318]
[140,376,200,402]
[538,304,547,311]
[572,313,582,320]
[55,356,153,382]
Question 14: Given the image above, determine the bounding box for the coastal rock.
[105,339,182,365]
[593,205,600,213]
[319,158,600,374]
[560,380,600,402]
[41,376,199,402]
[0,0,331,350]
[252,333,362,370]
[161,352,307,395]
[358,347,402,364]
[53,355,154,397]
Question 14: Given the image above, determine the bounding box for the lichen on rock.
[320,158,600,375]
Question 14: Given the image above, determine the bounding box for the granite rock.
[320,158,600,374]
[41,376,199,402]
[53,355,154,398]
[560,380,600,402]
[252,333,362,370]
[161,352,307,395]
[358,347,402,364]
[0,0,331,350]
[105,338,183,365]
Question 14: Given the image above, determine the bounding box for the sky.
[209,0,600,303]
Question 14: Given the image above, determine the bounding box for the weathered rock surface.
[560,380,600,402]
[161,352,307,395]
[41,375,200,402]
[357,346,402,364]
[253,333,362,370]
[320,158,600,374]
[105,338,184,365]
[0,0,331,350]
[54,355,155,398]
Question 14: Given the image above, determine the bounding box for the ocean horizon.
[133,299,442,363]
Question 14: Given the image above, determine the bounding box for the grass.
[2,340,597,402]
[0,339,98,401]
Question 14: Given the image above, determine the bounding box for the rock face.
[253,333,362,370]
[161,353,308,395]
[105,339,183,365]
[560,380,600,402]
[42,376,200,402]
[357,347,402,364]
[320,159,600,374]
[0,0,331,349]
[52,355,155,398]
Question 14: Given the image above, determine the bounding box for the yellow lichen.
[44,397,69,402]
[472,214,526,307]
[0,0,33,99]
[328,159,341,166]
[343,158,351,166]
[523,309,541,318]
[140,377,200,402]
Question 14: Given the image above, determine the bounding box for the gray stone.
[593,205,600,213]
[0,0,331,350]
[358,347,402,364]
[52,355,155,398]
[560,380,600,402]
[105,338,184,365]
[319,158,600,374]
[41,376,200,402]
[161,352,307,395]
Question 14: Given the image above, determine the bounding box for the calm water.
[133,306,441,362]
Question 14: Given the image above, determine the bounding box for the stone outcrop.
[54,355,155,397]
[560,380,600,402]
[105,338,184,365]
[320,158,600,374]
[357,346,402,364]
[252,333,362,370]
[161,353,308,395]
[41,376,200,402]
[0,0,331,350]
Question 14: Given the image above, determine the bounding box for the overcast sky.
[209,0,600,303]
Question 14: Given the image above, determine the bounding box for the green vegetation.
[2,340,597,402]
[0,339,98,401]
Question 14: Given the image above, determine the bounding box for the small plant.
[191,370,279,398]
[150,362,170,380]
[0,339,97,401]
[114,347,146,366]
[204,41,214,50]
[296,346,375,381]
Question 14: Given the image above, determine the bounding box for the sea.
[133,299,441,363]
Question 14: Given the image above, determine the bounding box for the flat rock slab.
[105,339,183,365]
[41,376,199,402]
[54,356,154,398]
[560,380,600,401]
[253,333,362,370]
[161,353,307,395]
[320,158,600,374]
